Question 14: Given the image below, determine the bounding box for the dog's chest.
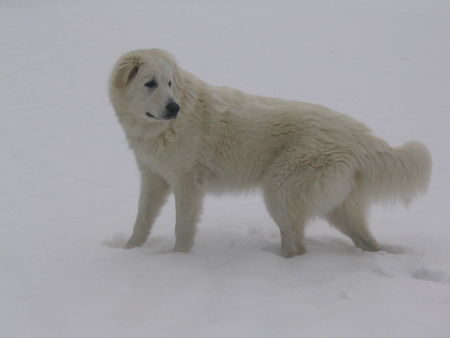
[129,136,190,179]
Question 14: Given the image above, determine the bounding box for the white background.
[1,1,449,337]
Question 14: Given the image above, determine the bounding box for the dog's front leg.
[125,170,169,248]
[173,175,205,252]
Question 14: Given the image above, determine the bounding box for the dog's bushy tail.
[362,141,432,206]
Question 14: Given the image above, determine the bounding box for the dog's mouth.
[145,112,178,120]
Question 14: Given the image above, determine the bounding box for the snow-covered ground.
[1,1,450,337]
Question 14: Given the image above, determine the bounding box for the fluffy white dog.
[109,49,431,257]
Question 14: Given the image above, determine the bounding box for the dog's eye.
[168,81,172,87]
[145,79,158,88]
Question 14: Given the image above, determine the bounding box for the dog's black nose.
[166,101,180,117]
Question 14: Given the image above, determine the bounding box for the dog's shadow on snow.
[102,233,174,254]
[262,236,408,257]
[102,232,408,258]
[308,237,409,256]
[102,233,128,248]
[102,233,163,250]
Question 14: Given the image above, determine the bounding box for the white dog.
[109,49,431,257]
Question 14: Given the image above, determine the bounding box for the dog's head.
[110,49,181,121]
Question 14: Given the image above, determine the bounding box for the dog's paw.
[353,236,380,252]
[173,242,192,253]
[281,246,305,258]
[124,235,147,249]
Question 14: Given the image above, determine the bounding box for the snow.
[1,0,450,337]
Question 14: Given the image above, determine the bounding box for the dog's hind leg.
[125,170,169,249]
[326,194,379,252]
[263,187,306,257]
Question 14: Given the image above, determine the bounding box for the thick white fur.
[109,49,432,257]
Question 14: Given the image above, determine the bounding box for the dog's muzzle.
[145,101,180,120]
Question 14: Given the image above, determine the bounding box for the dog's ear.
[113,56,143,88]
